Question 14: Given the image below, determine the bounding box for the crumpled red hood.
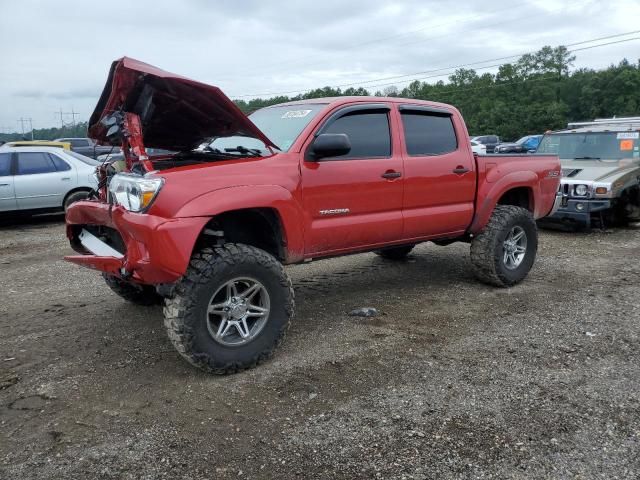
[88,57,276,151]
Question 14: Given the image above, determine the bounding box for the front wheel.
[470,206,538,287]
[163,244,294,374]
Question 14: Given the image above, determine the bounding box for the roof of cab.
[267,96,457,110]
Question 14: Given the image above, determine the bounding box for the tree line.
[234,46,640,140]
[0,122,89,143]
[2,46,638,143]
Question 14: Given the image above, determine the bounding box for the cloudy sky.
[0,0,638,132]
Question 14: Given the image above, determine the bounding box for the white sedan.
[470,140,487,155]
[0,146,99,214]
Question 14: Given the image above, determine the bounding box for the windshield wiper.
[574,156,600,160]
[224,146,262,157]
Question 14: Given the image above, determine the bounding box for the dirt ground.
[1,215,639,479]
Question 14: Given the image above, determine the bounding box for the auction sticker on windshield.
[282,110,312,119]
[617,132,639,139]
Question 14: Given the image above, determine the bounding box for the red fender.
[470,170,540,234]
[175,185,306,263]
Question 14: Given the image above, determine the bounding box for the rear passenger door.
[399,105,476,238]
[301,104,404,254]
[0,152,17,211]
[14,152,74,210]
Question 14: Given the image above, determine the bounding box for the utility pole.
[70,107,79,127]
[56,108,66,127]
[27,118,34,140]
[17,118,26,137]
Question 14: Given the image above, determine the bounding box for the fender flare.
[175,185,306,262]
[470,171,541,234]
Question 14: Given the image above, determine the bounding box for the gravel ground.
[1,215,639,479]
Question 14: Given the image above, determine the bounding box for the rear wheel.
[103,274,163,306]
[163,243,294,374]
[375,245,414,260]
[470,205,538,287]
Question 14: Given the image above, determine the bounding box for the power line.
[246,1,531,75]
[343,36,640,92]
[325,30,640,90]
[17,118,34,140]
[230,32,640,98]
[226,0,586,82]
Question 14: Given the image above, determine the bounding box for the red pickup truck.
[65,58,561,374]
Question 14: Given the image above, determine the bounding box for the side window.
[71,139,89,148]
[401,111,458,156]
[16,152,57,175]
[322,111,391,158]
[49,153,71,171]
[0,153,11,176]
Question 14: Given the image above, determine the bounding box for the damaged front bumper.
[65,200,209,284]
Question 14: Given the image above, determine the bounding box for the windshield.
[208,104,326,153]
[537,132,640,160]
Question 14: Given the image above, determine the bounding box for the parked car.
[0,146,99,214]
[54,137,119,159]
[470,135,501,153]
[495,135,542,154]
[1,140,71,150]
[65,57,561,374]
[470,140,487,155]
[538,117,640,229]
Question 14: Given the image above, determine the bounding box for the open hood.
[88,57,276,151]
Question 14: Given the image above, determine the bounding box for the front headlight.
[574,184,588,196]
[108,173,164,212]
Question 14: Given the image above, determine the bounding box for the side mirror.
[310,133,351,160]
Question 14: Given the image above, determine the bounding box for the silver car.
[0,146,99,214]
[538,116,640,228]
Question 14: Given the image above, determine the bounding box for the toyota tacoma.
[65,58,561,374]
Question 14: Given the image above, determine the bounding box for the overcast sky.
[0,0,638,132]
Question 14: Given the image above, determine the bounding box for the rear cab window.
[399,106,458,156]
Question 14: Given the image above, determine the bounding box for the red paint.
[65,59,560,286]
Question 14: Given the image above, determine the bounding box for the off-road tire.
[375,245,414,260]
[103,274,163,306]
[63,190,91,211]
[470,205,538,287]
[163,243,294,374]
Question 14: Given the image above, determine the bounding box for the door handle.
[452,166,470,174]
[0,183,9,187]
[381,171,402,179]
[61,177,71,181]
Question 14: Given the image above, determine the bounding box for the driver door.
[301,104,404,255]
